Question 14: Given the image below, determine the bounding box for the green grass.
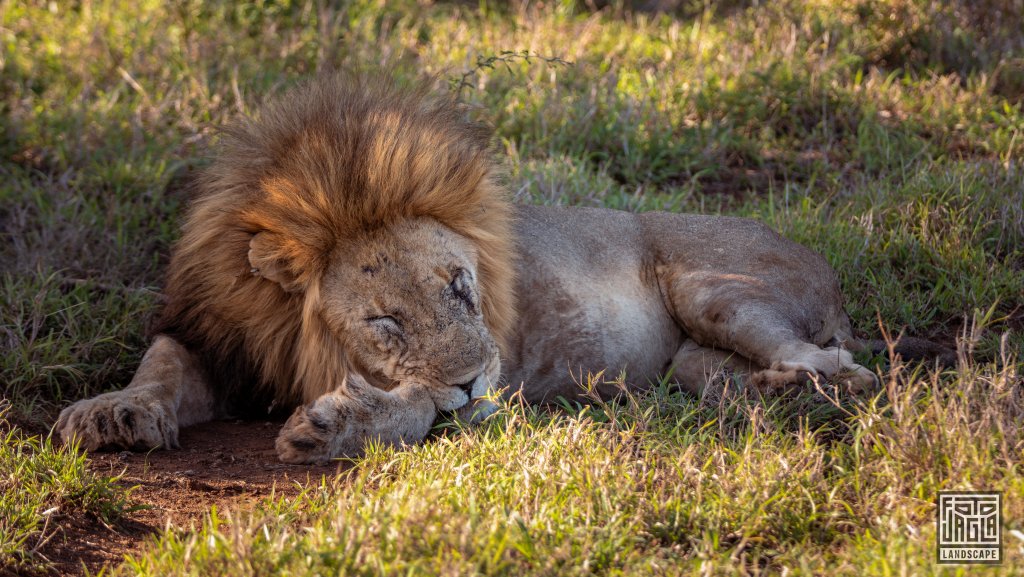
[0,401,133,574]
[116,359,1024,576]
[1,0,1023,574]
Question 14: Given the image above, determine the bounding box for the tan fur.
[58,74,517,461]
[154,73,515,406]
[56,336,213,451]
[59,74,952,464]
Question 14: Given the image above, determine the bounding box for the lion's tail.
[855,337,958,368]
[833,315,957,368]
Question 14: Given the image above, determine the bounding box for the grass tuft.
[0,400,133,574]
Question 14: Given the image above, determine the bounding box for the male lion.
[56,74,931,464]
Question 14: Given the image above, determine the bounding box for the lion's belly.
[502,205,682,403]
[503,278,681,403]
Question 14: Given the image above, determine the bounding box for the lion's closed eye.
[449,269,477,312]
[367,315,404,339]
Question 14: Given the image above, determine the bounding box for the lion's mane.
[153,73,516,408]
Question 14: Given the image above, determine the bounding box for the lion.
[55,73,948,464]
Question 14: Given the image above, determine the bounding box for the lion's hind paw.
[748,368,816,393]
[750,364,879,396]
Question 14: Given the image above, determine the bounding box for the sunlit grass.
[117,352,1022,575]
[2,0,1022,574]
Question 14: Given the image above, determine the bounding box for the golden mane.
[154,73,517,406]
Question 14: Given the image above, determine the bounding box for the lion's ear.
[248,232,312,293]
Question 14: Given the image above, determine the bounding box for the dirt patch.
[38,420,344,576]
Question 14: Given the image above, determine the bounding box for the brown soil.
[35,420,344,577]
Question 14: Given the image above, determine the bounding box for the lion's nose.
[450,373,481,397]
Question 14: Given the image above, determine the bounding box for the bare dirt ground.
[38,420,344,576]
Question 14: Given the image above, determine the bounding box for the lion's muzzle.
[451,374,479,398]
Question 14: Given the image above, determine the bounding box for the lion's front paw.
[454,396,498,423]
[275,403,343,465]
[55,391,178,451]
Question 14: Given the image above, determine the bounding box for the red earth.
[34,420,344,577]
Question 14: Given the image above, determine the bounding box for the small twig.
[117,66,151,105]
[449,50,573,99]
[811,374,856,418]
[31,507,59,554]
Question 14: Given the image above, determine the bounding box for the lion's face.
[318,217,501,418]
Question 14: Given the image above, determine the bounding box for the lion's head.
[155,73,516,419]
[251,216,504,415]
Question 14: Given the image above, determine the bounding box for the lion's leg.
[276,373,437,464]
[55,335,215,451]
[669,339,760,397]
[658,271,878,393]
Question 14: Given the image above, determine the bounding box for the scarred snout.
[425,350,501,418]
